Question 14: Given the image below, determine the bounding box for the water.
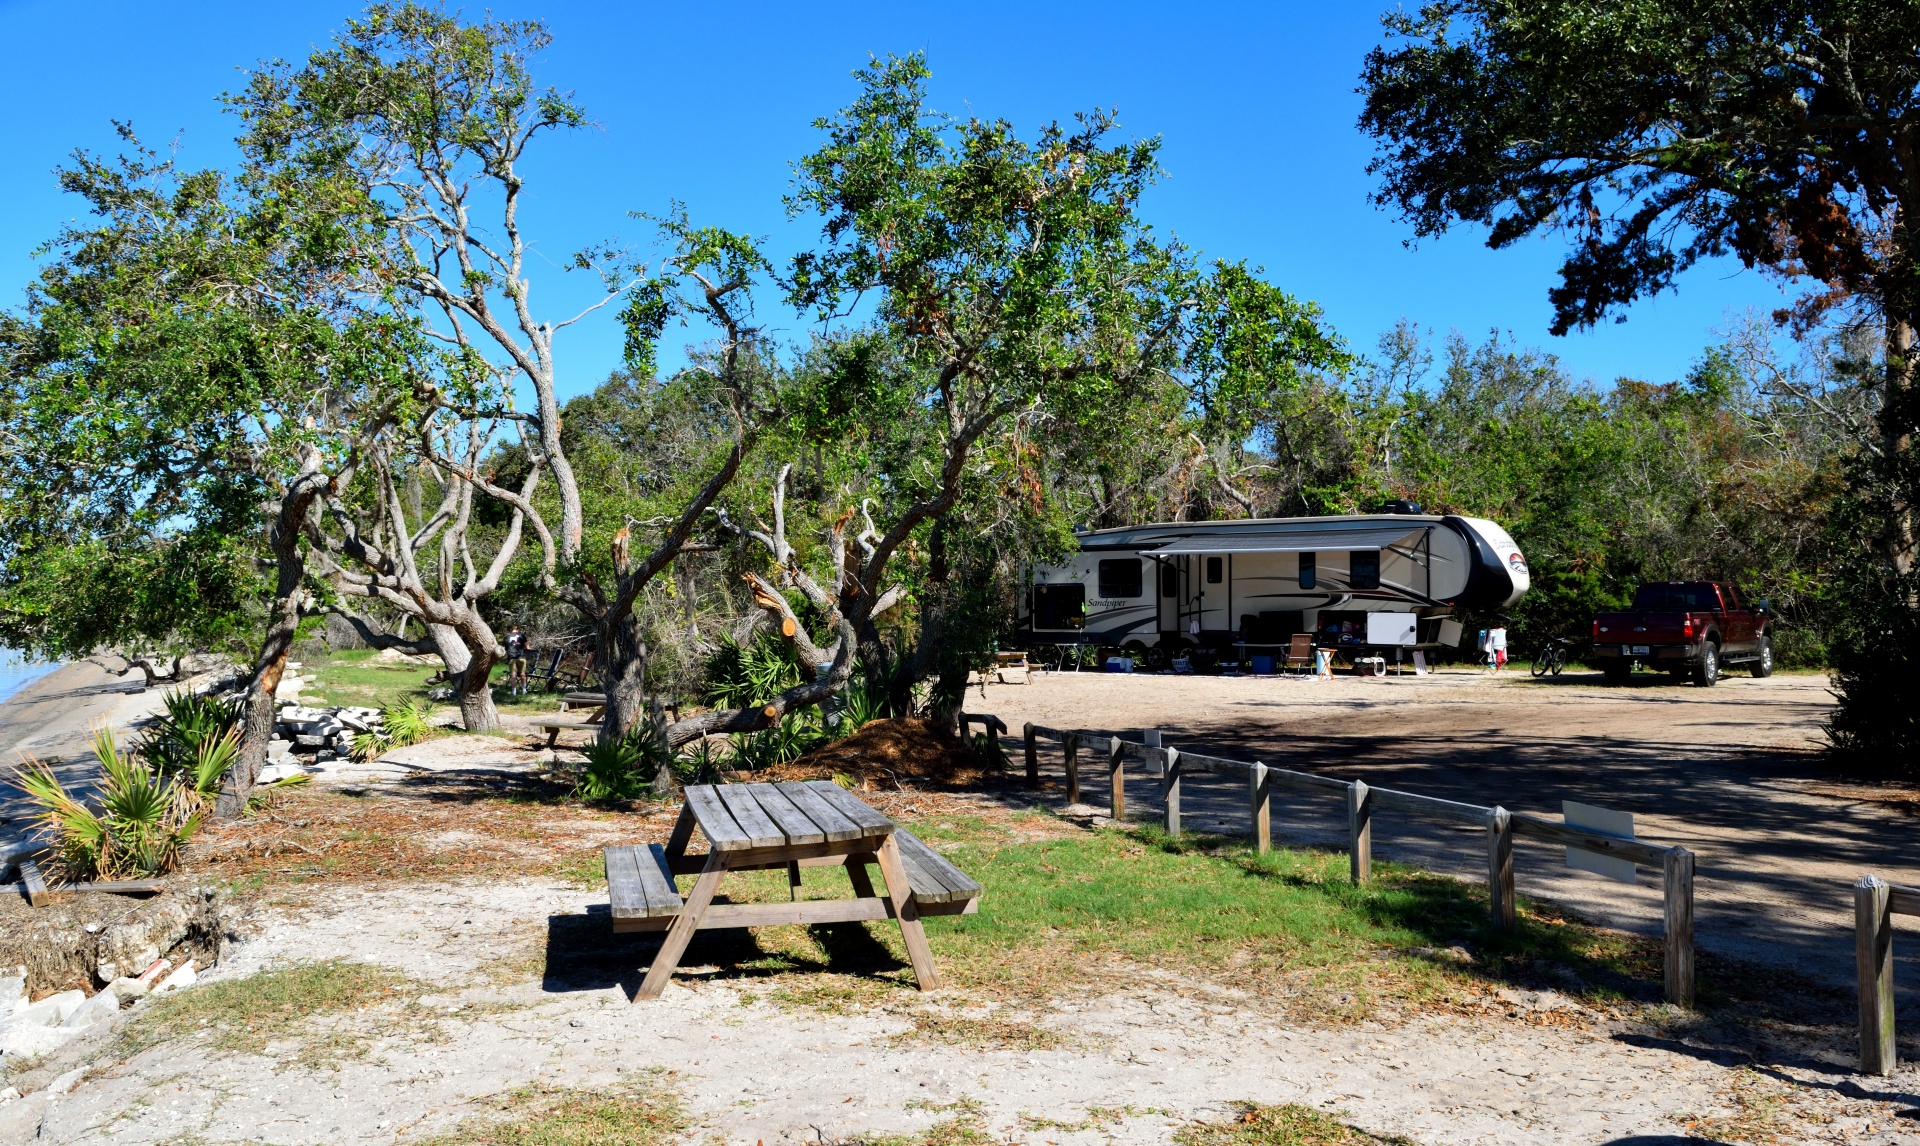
[0,651,56,707]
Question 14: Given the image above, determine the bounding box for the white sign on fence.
[1563,800,1638,884]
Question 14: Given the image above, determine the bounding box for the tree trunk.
[1885,310,1916,574]
[598,612,648,744]
[456,646,500,732]
[219,456,328,820]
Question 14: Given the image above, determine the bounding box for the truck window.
[1098,559,1143,598]
[1631,583,1720,610]
[1298,552,1316,590]
[1031,583,1086,629]
[1206,556,1223,584]
[1350,550,1380,590]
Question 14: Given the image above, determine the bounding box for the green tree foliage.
[1359,1,1919,760]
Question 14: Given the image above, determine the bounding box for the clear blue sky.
[0,0,1801,398]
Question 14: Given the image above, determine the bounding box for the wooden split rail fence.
[1854,874,1920,1075]
[1017,720,1697,1006]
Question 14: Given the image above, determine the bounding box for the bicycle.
[1531,637,1572,677]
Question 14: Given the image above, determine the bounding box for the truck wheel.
[1749,637,1774,678]
[1692,644,1720,687]
[1602,664,1631,685]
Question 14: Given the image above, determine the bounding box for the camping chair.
[1284,633,1315,677]
[524,648,564,692]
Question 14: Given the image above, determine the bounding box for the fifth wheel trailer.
[1015,511,1529,668]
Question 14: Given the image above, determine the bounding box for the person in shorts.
[1489,625,1508,672]
[505,626,530,695]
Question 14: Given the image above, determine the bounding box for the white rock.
[0,1087,17,1104]
[14,991,85,1027]
[0,978,21,1016]
[105,977,148,1003]
[0,1090,46,1140]
[61,991,119,1029]
[256,762,308,785]
[0,1019,79,1058]
[154,960,197,994]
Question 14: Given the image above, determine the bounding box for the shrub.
[14,727,206,880]
[352,700,434,762]
[138,688,243,792]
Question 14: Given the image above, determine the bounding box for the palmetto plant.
[138,688,243,791]
[14,727,205,881]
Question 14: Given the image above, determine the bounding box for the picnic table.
[602,780,982,1001]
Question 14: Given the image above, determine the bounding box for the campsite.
[3,3,1920,1144]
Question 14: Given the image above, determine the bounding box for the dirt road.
[973,668,1914,989]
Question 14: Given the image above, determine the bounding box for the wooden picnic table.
[603,780,981,1001]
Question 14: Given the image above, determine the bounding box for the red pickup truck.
[1591,581,1774,686]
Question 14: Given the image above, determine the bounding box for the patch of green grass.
[119,959,433,1068]
[413,1077,687,1146]
[1019,1104,1172,1132]
[1175,1102,1417,1146]
[850,1096,995,1146]
[885,1012,1069,1051]
[650,815,1666,1022]
[917,822,1660,1014]
[298,650,437,711]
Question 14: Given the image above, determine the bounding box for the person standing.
[1489,625,1508,673]
[505,625,530,696]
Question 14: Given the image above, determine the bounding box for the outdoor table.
[607,780,979,1001]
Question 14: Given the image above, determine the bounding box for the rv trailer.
[1016,510,1528,668]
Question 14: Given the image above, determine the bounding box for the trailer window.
[1350,550,1380,590]
[1160,564,1177,597]
[1031,583,1086,630]
[1097,559,1143,599]
[1206,556,1223,584]
[1298,552,1316,590]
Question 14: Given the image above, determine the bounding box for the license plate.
[1631,645,1650,656]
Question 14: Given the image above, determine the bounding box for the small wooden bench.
[603,827,980,926]
[535,716,602,746]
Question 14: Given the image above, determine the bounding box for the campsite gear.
[604,781,982,1000]
[1284,633,1315,676]
[1250,655,1276,674]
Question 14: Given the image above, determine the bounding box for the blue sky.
[0,1,1802,398]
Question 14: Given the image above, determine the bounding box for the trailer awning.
[1146,524,1430,556]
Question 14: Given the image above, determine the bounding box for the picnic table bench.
[603,780,981,1000]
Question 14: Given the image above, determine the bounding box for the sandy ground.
[971,667,1916,990]
[8,665,1920,1144]
[20,879,1920,1146]
[0,662,171,849]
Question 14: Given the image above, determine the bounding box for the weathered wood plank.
[1487,807,1515,932]
[1371,787,1493,824]
[612,892,978,932]
[664,801,697,860]
[894,828,982,904]
[1348,781,1372,885]
[1171,751,1260,779]
[1664,847,1695,1007]
[1857,874,1897,1075]
[714,784,786,848]
[1249,763,1271,854]
[1265,767,1351,795]
[1064,734,1081,805]
[1162,744,1182,838]
[746,783,826,845]
[636,850,730,1001]
[683,785,753,851]
[773,781,866,843]
[663,835,891,875]
[1511,813,1670,868]
[1024,722,1038,786]
[605,845,645,918]
[56,879,166,895]
[810,781,896,836]
[19,858,48,908]
[1108,736,1126,821]
[634,843,682,916]
[1888,884,1920,917]
[875,834,939,990]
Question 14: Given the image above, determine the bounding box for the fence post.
[1162,746,1182,837]
[1023,722,1037,786]
[1064,734,1080,805]
[1249,762,1271,853]
[1347,780,1372,884]
[1857,874,1896,1076]
[1663,847,1696,1007]
[1108,737,1126,821]
[1486,806,1514,931]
